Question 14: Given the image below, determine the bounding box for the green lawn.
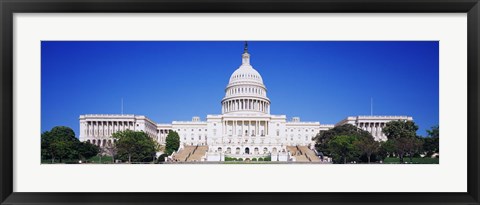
[224,161,273,164]
[383,157,439,164]
[86,156,114,164]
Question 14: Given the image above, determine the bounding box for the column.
[86,122,89,137]
[94,122,97,136]
[98,121,102,137]
[265,121,270,136]
[265,121,268,136]
[372,123,376,137]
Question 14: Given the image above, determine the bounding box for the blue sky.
[41,41,439,137]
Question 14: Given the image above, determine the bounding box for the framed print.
[1,0,479,204]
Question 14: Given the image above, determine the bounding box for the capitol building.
[79,43,413,162]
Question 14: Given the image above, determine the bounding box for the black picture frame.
[1,0,479,204]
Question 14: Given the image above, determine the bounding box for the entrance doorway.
[245,147,250,154]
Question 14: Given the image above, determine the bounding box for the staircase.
[172,146,196,162]
[298,146,321,162]
[287,145,320,162]
[186,146,208,162]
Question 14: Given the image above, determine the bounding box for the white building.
[336,116,413,141]
[79,43,412,162]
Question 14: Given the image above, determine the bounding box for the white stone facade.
[335,116,414,141]
[79,43,413,161]
[79,114,157,147]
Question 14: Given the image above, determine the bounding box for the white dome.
[221,43,270,115]
[228,62,264,85]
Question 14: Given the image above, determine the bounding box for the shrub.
[251,158,257,161]
[258,158,264,161]
[157,154,168,163]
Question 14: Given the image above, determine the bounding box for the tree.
[354,136,380,163]
[382,120,418,140]
[104,143,118,163]
[377,140,395,161]
[41,126,78,163]
[423,125,439,157]
[165,131,180,156]
[76,141,99,160]
[327,135,358,164]
[313,124,371,157]
[426,125,439,138]
[112,130,156,163]
[41,126,99,163]
[405,137,424,162]
[383,120,419,163]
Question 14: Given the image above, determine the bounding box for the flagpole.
[370,97,373,116]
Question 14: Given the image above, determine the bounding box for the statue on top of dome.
[244,41,248,53]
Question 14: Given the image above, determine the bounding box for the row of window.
[183,134,208,141]
[228,86,264,95]
[232,73,260,80]
[177,128,208,132]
